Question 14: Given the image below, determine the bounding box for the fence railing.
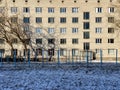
[0,49,119,67]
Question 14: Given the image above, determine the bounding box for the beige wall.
[0,0,120,59]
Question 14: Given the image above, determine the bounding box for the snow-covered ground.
[0,64,120,90]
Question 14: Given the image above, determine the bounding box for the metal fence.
[0,49,120,67]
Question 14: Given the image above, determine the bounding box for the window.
[83,22,90,29]
[24,39,30,45]
[108,7,114,13]
[60,8,66,13]
[23,17,30,23]
[95,7,102,13]
[0,17,4,23]
[48,38,55,44]
[0,7,4,13]
[36,7,42,13]
[83,32,90,39]
[108,38,114,43]
[23,49,30,56]
[48,17,54,23]
[83,12,90,20]
[36,17,42,23]
[36,38,42,44]
[108,28,114,33]
[23,25,29,31]
[48,28,54,34]
[96,17,102,23]
[108,49,115,55]
[48,49,54,56]
[108,17,114,23]
[11,49,17,56]
[60,17,66,23]
[72,28,78,33]
[11,17,18,23]
[96,38,102,43]
[95,27,102,33]
[72,7,78,13]
[60,28,66,34]
[60,49,67,56]
[0,49,5,56]
[96,49,101,54]
[60,39,66,44]
[0,39,4,44]
[48,8,54,13]
[72,17,78,23]
[11,7,17,13]
[72,38,78,44]
[72,49,79,56]
[12,38,18,44]
[23,7,30,13]
[36,48,42,55]
[83,42,90,50]
[36,27,42,33]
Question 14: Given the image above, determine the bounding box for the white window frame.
[108,49,115,55]
[48,28,54,34]
[108,7,114,13]
[96,49,101,54]
[0,7,4,13]
[23,25,29,31]
[36,7,42,13]
[60,28,66,34]
[96,38,102,44]
[48,7,54,13]
[72,7,78,13]
[60,7,66,13]
[23,7,30,13]
[95,27,102,33]
[11,7,17,13]
[36,27,42,33]
[95,7,102,13]
[72,49,79,56]
[72,28,78,33]
[60,49,67,56]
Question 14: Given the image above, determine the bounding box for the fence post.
[28,50,30,67]
[0,51,2,66]
[13,50,16,67]
[68,50,70,63]
[86,50,89,67]
[7,56,9,63]
[42,49,44,67]
[35,50,37,62]
[100,49,102,67]
[66,50,67,63]
[116,49,118,65]
[90,51,92,63]
[72,52,74,65]
[57,49,60,66]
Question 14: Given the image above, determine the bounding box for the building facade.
[0,0,120,60]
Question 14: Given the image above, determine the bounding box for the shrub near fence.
[0,49,119,67]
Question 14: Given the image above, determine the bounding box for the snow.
[0,64,120,90]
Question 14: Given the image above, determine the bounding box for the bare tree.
[0,6,61,61]
[0,6,32,58]
[30,24,60,61]
[112,0,120,38]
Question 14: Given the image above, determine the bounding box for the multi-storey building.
[0,0,119,60]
